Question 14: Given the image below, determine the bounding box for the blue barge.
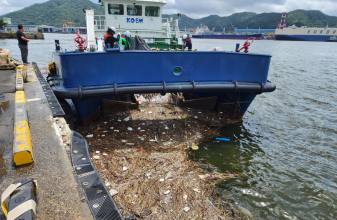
[51,50,275,121]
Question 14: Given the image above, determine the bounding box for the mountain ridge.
[1,0,337,31]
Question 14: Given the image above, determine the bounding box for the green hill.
[166,10,337,32]
[1,0,337,30]
[1,0,104,27]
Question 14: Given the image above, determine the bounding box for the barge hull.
[53,50,274,120]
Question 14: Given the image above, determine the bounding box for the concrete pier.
[0,67,92,219]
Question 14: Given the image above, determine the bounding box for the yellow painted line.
[16,65,24,71]
[13,120,33,166]
[15,91,26,104]
[13,91,33,166]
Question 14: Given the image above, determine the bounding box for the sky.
[1,0,337,17]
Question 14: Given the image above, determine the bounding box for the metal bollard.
[55,40,60,51]
[235,43,240,52]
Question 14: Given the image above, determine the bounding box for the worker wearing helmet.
[183,34,192,51]
[119,31,132,50]
[104,27,119,48]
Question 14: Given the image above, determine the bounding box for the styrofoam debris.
[165,172,173,180]
[127,127,133,131]
[163,190,171,195]
[122,166,128,171]
[93,155,100,160]
[105,181,111,187]
[109,189,118,197]
[198,174,209,180]
[86,134,94,138]
[103,153,108,156]
[159,178,165,182]
[104,121,108,124]
[191,144,199,151]
[148,111,153,114]
[145,172,151,178]
[109,127,114,130]
[124,117,130,122]
[183,207,190,212]
[121,140,127,143]
[183,194,188,200]
[95,151,100,154]
[193,188,201,193]
[127,143,135,146]
[114,130,120,133]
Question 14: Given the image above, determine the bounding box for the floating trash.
[193,188,201,193]
[109,189,118,197]
[215,137,231,142]
[183,207,190,212]
[163,190,171,195]
[86,134,94,138]
[191,143,199,151]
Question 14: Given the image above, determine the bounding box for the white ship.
[94,0,181,44]
[275,13,337,42]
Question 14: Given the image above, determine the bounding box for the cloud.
[163,0,337,17]
[1,0,337,17]
[0,0,46,15]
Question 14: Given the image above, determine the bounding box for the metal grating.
[71,131,123,220]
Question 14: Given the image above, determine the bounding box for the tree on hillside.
[0,19,6,29]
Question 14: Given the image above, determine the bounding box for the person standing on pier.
[16,24,29,64]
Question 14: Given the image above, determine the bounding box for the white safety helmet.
[109,26,116,33]
[183,34,188,39]
[124,31,131,37]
